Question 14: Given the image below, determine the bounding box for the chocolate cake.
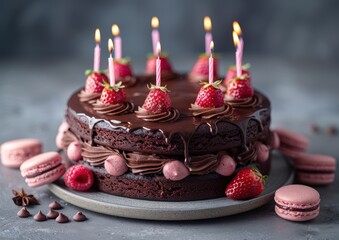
[58,73,273,201]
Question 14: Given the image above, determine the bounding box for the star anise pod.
[12,188,40,207]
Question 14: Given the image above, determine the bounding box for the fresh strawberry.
[84,71,108,93]
[143,84,171,114]
[114,59,133,78]
[64,165,94,191]
[226,75,254,99]
[146,55,172,73]
[225,167,267,200]
[191,55,218,77]
[224,65,250,87]
[194,80,224,108]
[99,81,126,104]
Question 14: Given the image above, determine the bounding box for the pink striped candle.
[156,42,161,87]
[204,16,213,55]
[209,41,214,84]
[112,24,122,60]
[108,39,115,86]
[93,29,101,71]
[233,21,243,77]
[151,17,160,55]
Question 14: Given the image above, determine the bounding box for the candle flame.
[204,16,212,31]
[210,41,214,52]
[233,21,242,36]
[151,16,159,28]
[95,28,101,43]
[156,42,161,56]
[233,31,239,47]
[112,24,120,36]
[108,38,114,53]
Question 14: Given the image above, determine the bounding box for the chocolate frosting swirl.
[135,107,180,122]
[224,93,261,108]
[118,76,137,88]
[189,154,219,175]
[189,104,233,119]
[78,90,101,104]
[236,144,257,165]
[124,152,167,175]
[92,100,134,115]
[60,130,78,149]
[82,142,117,166]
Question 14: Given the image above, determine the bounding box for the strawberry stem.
[84,69,106,76]
[147,83,170,92]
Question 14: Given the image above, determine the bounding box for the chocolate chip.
[17,207,30,218]
[72,211,87,222]
[310,124,320,133]
[56,213,69,223]
[326,126,337,136]
[49,200,62,210]
[33,211,47,221]
[47,209,59,219]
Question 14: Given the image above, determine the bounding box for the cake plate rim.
[48,151,294,221]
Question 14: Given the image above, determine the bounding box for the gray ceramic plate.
[48,152,294,221]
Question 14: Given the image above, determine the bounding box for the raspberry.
[64,165,94,191]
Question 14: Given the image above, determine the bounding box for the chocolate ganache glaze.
[66,74,271,170]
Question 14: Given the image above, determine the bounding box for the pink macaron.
[1,139,42,168]
[274,184,320,222]
[20,152,66,187]
[293,153,336,185]
[274,128,309,158]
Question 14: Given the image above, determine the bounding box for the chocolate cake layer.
[66,75,271,162]
[84,160,271,201]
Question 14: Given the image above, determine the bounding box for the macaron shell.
[293,153,336,172]
[274,184,320,221]
[20,152,62,178]
[25,164,66,187]
[296,171,335,185]
[1,139,42,168]
[275,205,320,222]
[275,128,309,151]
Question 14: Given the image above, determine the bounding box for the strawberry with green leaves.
[84,70,108,94]
[142,84,172,114]
[191,54,218,78]
[225,167,267,200]
[226,74,254,100]
[146,55,172,74]
[224,64,251,87]
[114,59,133,79]
[99,81,126,105]
[194,80,224,108]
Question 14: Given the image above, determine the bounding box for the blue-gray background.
[1,0,338,63]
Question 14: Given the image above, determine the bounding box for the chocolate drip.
[237,144,257,165]
[82,142,117,166]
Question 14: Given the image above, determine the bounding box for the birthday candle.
[108,38,115,86]
[112,24,122,60]
[156,42,161,87]
[93,29,101,71]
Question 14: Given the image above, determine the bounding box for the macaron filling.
[275,203,319,212]
[22,158,62,178]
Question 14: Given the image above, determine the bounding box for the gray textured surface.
[0,56,339,239]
